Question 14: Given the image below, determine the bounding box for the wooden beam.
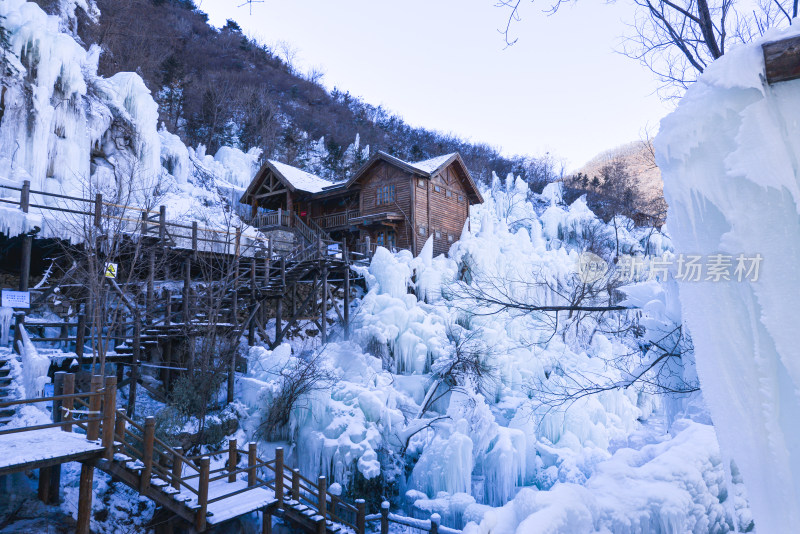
[764,36,800,84]
[76,463,94,534]
[254,188,289,199]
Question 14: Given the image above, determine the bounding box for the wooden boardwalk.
[0,372,368,533]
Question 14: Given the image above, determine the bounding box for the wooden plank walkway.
[0,428,104,476]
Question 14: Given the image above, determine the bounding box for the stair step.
[150,478,168,488]
[0,416,13,425]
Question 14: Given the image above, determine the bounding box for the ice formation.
[656,22,800,533]
[228,169,747,532]
[0,0,264,243]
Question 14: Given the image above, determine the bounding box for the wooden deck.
[0,428,104,476]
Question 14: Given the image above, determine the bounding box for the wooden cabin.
[240,151,483,256]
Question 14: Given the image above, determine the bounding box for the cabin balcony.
[312,209,361,230]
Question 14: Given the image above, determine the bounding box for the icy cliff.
[656,23,800,533]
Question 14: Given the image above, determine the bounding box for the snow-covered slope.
[656,22,800,534]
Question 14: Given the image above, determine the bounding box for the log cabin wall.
[413,175,428,255]
[427,163,470,257]
[358,160,415,251]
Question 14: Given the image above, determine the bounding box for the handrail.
[0,391,102,408]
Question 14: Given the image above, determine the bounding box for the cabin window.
[419,225,427,236]
[446,189,453,198]
[418,179,425,188]
[448,234,454,243]
[376,185,395,205]
[435,230,441,239]
[375,230,396,250]
[458,195,464,203]
[434,185,441,193]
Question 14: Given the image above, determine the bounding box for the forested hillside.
[31,0,559,185]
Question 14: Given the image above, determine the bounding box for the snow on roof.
[269,160,335,193]
[410,153,457,174]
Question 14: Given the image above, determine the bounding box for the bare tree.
[496,0,795,97]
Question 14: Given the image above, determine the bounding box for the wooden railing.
[245,209,337,250]
[366,501,461,534]
[0,180,272,257]
[312,209,360,229]
[0,373,117,458]
[0,372,459,533]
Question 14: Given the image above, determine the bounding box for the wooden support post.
[76,463,94,534]
[380,501,389,534]
[228,438,237,483]
[196,457,210,532]
[191,221,198,259]
[430,513,440,534]
[275,447,284,504]
[87,375,103,441]
[317,475,327,519]
[52,371,65,425]
[102,376,117,459]
[146,251,155,323]
[292,469,300,500]
[316,517,326,534]
[343,241,350,340]
[262,508,272,534]
[172,447,184,490]
[275,297,283,346]
[140,416,155,492]
[159,205,167,243]
[94,193,103,228]
[128,321,140,418]
[183,258,191,324]
[19,180,30,212]
[19,235,31,292]
[37,467,51,504]
[248,442,258,487]
[356,499,366,534]
[163,297,172,386]
[75,311,86,358]
[62,372,74,432]
[365,236,371,260]
[321,265,328,344]
[115,408,126,442]
[249,259,256,346]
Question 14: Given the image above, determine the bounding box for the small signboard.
[1,290,30,309]
[104,262,118,279]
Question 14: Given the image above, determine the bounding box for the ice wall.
[655,24,800,532]
[0,0,262,241]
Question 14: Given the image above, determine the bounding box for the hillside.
[566,140,666,224]
[27,0,557,186]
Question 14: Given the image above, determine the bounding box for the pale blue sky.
[199,0,673,169]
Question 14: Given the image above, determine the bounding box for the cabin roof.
[345,151,483,204]
[241,160,339,205]
[410,153,457,174]
[268,160,335,194]
[242,152,483,205]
